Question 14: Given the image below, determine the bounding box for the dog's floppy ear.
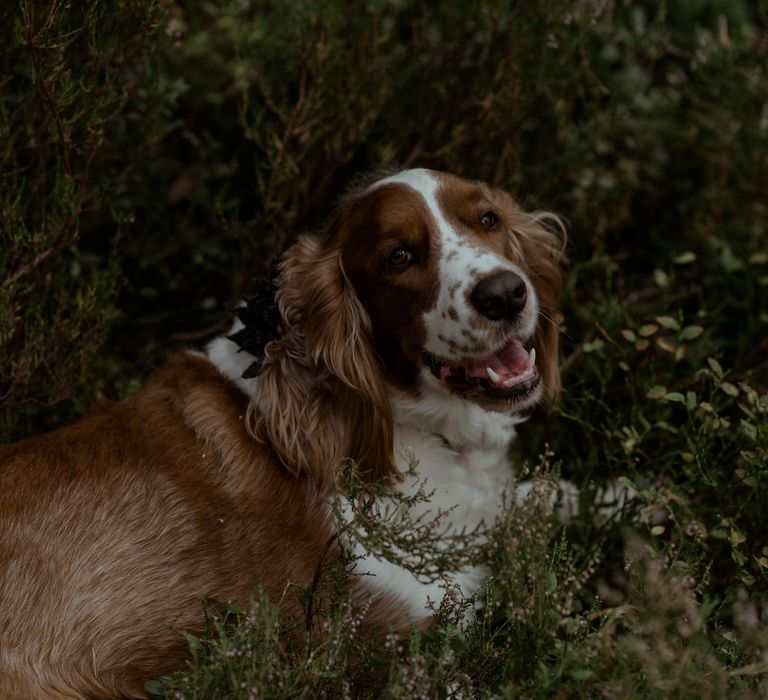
[248,234,395,493]
[507,210,565,402]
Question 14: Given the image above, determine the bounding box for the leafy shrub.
[0,0,171,437]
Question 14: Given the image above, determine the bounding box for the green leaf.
[720,247,745,272]
[646,385,667,399]
[145,678,173,698]
[740,420,757,441]
[638,324,659,337]
[665,392,685,402]
[707,357,724,379]
[653,268,670,287]
[546,571,557,593]
[720,382,739,397]
[621,328,637,342]
[570,668,595,680]
[181,630,203,656]
[673,251,696,264]
[656,315,679,330]
[583,339,605,353]
[681,325,704,340]
[730,528,746,546]
[226,600,245,616]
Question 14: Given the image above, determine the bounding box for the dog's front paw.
[594,479,634,520]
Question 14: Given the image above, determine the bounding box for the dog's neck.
[205,321,519,455]
[390,384,521,454]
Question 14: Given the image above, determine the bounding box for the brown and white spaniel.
[0,169,566,698]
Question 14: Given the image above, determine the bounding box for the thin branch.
[2,221,73,288]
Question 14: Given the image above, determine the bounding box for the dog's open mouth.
[424,339,540,402]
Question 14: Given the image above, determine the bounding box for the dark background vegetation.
[1,0,767,696]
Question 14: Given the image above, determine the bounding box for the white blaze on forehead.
[371,169,538,361]
[372,168,448,230]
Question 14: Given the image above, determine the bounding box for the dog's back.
[0,354,330,699]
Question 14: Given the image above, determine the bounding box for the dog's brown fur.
[0,355,333,698]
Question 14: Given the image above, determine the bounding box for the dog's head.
[250,169,564,490]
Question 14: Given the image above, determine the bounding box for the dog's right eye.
[387,246,414,269]
[480,211,498,229]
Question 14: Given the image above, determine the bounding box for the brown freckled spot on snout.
[447,307,459,321]
[438,333,460,351]
[446,249,458,261]
[448,281,460,299]
[468,267,479,276]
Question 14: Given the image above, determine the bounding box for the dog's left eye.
[387,246,414,269]
[480,211,498,229]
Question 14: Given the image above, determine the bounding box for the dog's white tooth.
[529,348,536,366]
[486,366,501,383]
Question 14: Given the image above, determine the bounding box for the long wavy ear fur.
[508,210,566,402]
[248,235,395,493]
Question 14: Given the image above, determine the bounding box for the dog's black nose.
[470,271,527,322]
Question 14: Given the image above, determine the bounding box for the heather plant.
[332,456,486,582]
[0,0,170,437]
[2,0,767,697]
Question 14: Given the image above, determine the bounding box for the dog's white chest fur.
[347,383,519,618]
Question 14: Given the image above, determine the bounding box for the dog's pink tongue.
[466,340,531,379]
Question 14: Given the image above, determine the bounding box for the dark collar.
[227,260,282,379]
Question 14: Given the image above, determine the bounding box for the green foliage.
[144,592,365,700]
[0,0,169,436]
[149,458,768,698]
[2,0,767,696]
